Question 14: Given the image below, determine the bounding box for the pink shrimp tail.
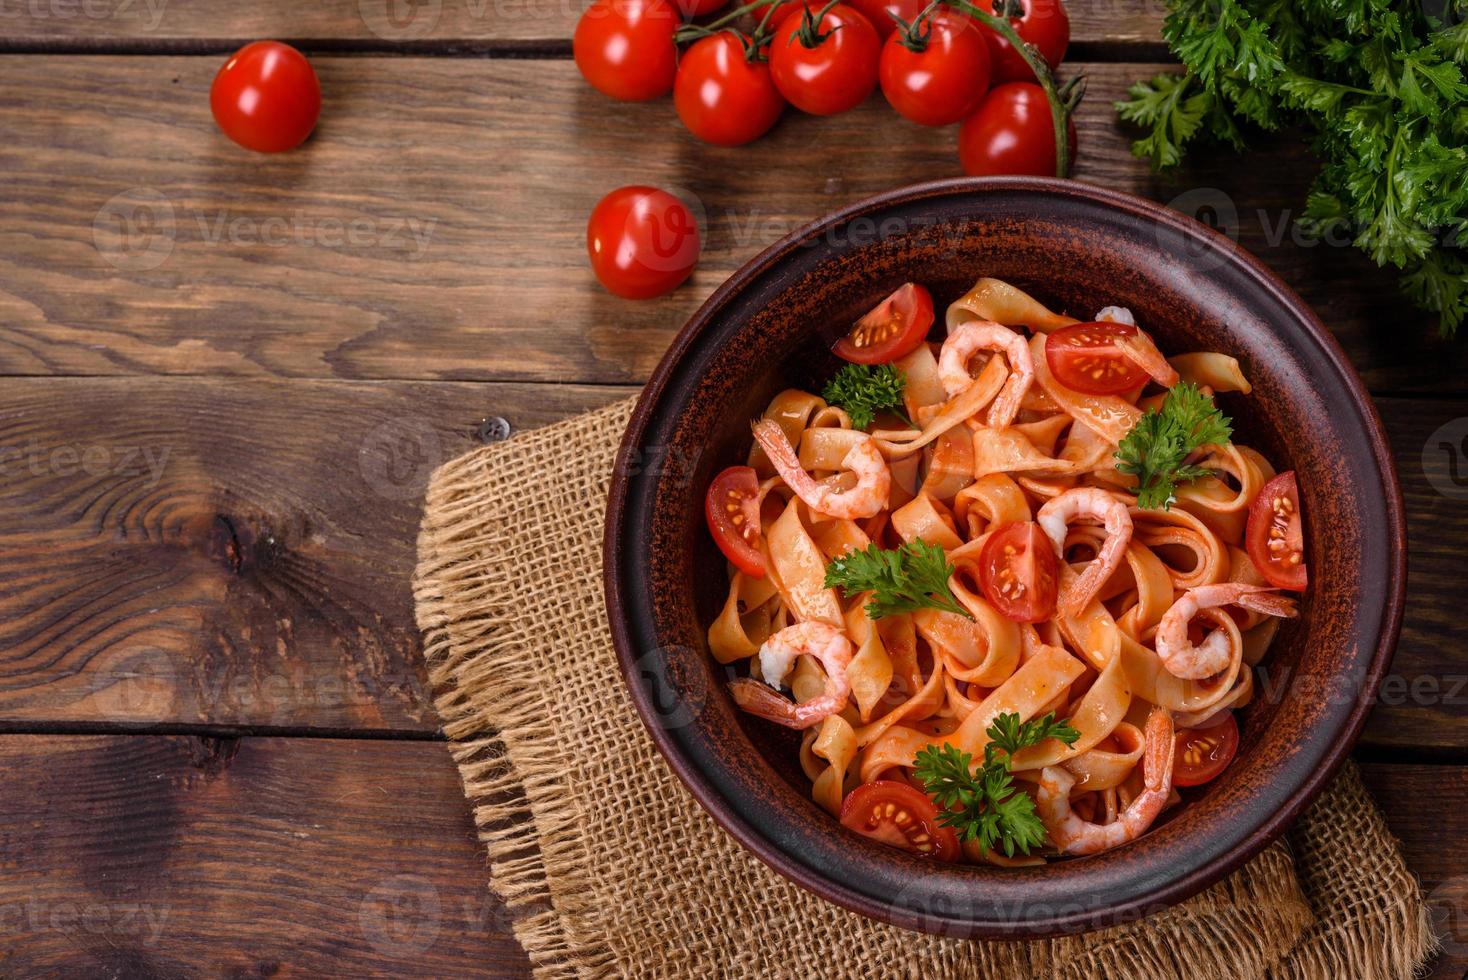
[1231,586,1299,619]
[1141,708,1176,793]
[728,678,835,731]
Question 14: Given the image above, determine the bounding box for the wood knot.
[189,736,241,778]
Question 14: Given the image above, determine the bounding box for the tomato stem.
[677,0,775,40]
[949,0,1077,178]
[892,0,941,53]
[794,0,845,47]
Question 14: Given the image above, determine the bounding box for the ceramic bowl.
[603,177,1404,937]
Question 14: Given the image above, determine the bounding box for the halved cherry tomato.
[769,3,882,116]
[978,521,1060,623]
[879,9,992,126]
[587,186,701,299]
[210,41,321,153]
[573,0,679,102]
[674,33,785,146]
[982,0,1069,84]
[705,466,765,577]
[1044,321,1151,395]
[1172,713,1240,786]
[1245,471,1307,592]
[959,81,1076,178]
[839,780,959,859]
[833,283,934,364]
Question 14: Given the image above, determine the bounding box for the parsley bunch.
[821,363,912,430]
[1115,382,1232,510]
[823,540,969,620]
[1116,1,1468,335]
[913,712,1081,857]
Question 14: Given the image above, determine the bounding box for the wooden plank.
[0,736,1457,976]
[3,57,1464,393]
[0,734,529,977]
[0,0,1165,50]
[0,377,1460,756]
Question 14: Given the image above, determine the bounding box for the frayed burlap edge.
[413,395,1437,979]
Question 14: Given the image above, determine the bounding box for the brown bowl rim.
[602,176,1405,937]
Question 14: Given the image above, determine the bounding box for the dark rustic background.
[0,1,1464,976]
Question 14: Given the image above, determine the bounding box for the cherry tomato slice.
[705,466,765,577]
[587,186,701,299]
[833,283,934,364]
[1172,713,1240,787]
[839,780,959,860]
[1044,321,1152,395]
[978,521,1060,623]
[209,41,321,153]
[1245,471,1307,592]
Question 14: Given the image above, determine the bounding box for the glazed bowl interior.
[604,178,1402,937]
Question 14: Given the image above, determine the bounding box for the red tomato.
[748,0,815,26]
[840,781,959,860]
[978,522,1060,623]
[848,0,931,39]
[209,41,321,153]
[587,186,701,299]
[879,10,991,126]
[705,466,765,577]
[769,4,882,116]
[833,283,934,363]
[1245,472,1307,591]
[983,0,1069,83]
[1173,713,1240,787]
[959,82,1076,177]
[674,33,786,146]
[573,0,679,101]
[1045,322,1152,395]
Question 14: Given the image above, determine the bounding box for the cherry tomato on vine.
[209,41,321,153]
[573,0,680,102]
[1245,471,1307,591]
[879,9,991,126]
[1045,321,1152,395]
[587,186,701,299]
[674,33,786,146]
[959,82,1076,177]
[833,283,934,363]
[840,781,960,859]
[748,0,816,26]
[769,4,882,116]
[1172,713,1240,787]
[705,466,766,577]
[673,0,729,14]
[847,0,932,39]
[983,0,1069,83]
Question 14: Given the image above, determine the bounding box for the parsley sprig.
[823,540,968,620]
[1115,382,1232,510]
[821,363,912,430]
[1114,2,1468,336]
[913,712,1081,857]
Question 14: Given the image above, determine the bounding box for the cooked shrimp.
[1156,583,1298,680]
[1037,488,1133,617]
[728,621,853,730]
[1036,708,1175,856]
[938,320,1033,429]
[751,419,889,520]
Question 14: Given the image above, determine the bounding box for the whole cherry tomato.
[847,0,931,39]
[879,9,991,126]
[769,4,882,116]
[983,0,1069,83]
[959,82,1076,177]
[573,0,680,101]
[209,41,321,153]
[674,33,786,146]
[587,186,701,299]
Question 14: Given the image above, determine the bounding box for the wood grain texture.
[0,734,530,977]
[0,0,1165,49]
[0,735,1457,978]
[0,377,1459,754]
[4,56,1466,392]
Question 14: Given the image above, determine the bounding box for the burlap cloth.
[413,396,1438,979]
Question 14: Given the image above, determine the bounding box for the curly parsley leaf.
[912,712,1080,857]
[824,540,968,620]
[1115,382,1232,511]
[821,363,911,430]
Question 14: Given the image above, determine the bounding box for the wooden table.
[0,3,1464,976]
